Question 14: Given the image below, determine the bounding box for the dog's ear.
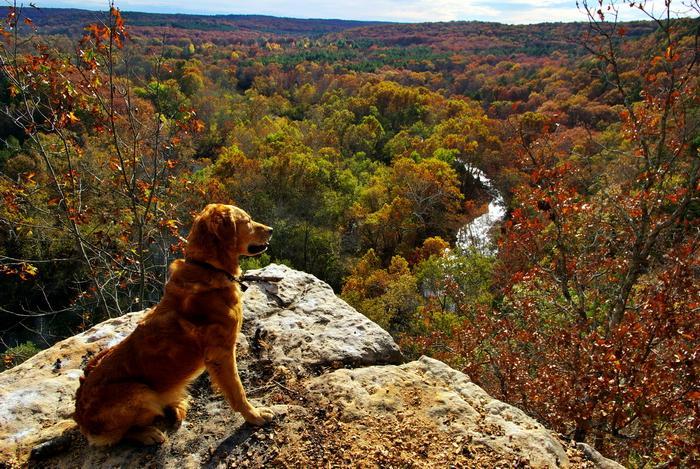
[205,205,237,240]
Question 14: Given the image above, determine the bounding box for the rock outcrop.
[0,264,621,468]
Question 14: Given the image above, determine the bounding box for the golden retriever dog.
[74,203,274,445]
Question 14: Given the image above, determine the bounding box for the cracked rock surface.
[242,264,403,372]
[0,264,620,468]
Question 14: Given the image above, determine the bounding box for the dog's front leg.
[204,346,274,425]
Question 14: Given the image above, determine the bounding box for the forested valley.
[0,2,698,465]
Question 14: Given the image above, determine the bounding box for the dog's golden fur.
[74,204,274,446]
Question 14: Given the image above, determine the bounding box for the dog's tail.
[74,347,110,434]
[75,347,111,422]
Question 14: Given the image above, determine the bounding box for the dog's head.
[188,204,273,257]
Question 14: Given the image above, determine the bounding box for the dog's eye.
[236,219,253,230]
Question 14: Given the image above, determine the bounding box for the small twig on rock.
[272,380,303,398]
[247,383,275,395]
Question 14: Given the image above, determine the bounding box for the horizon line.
[0,4,670,27]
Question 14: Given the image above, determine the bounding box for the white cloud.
[505,6,588,23]
[359,0,502,22]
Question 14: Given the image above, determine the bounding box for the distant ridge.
[0,7,387,37]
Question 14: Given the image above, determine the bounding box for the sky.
[30,0,690,24]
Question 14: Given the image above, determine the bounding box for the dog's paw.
[126,426,167,445]
[166,398,189,428]
[171,407,187,428]
[244,406,274,426]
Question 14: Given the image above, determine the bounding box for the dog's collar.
[184,258,248,292]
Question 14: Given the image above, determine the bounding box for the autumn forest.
[0,1,698,466]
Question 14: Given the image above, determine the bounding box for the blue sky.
[30,0,685,24]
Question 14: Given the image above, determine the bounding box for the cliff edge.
[0,264,622,468]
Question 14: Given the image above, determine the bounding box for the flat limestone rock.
[0,264,620,468]
[299,356,571,468]
[0,312,143,462]
[0,264,401,464]
[242,264,403,371]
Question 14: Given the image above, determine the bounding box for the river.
[456,164,506,254]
